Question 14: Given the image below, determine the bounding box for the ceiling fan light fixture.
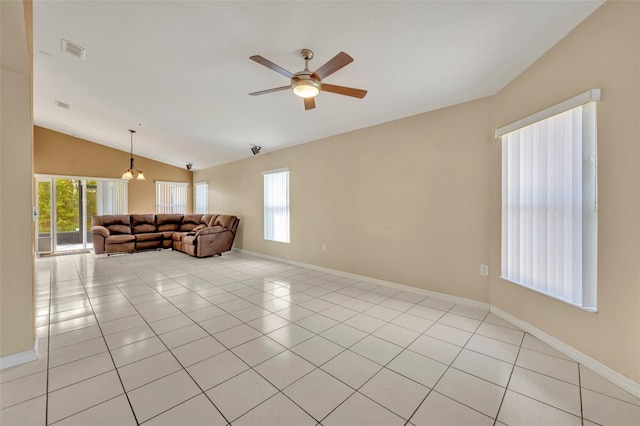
[292,78,320,98]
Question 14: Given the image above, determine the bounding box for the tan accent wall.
[34,127,194,214]
[489,1,640,381]
[1,0,36,358]
[196,2,639,382]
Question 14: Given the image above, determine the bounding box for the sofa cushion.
[200,214,214,226]
[180,214,203,231]
[135,232,162,242]
[206,214,220,227]
[100,215,131,235]
[212,215,236,230]
[156,214,183,231]
[131,214,157,234]
[183,235,197,246]
[161,231,176,240]
[105,234,136,244]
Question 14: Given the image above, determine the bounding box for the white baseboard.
[234,247,639,399]
[491,306,640,399]
[235,248,490,310]
[0,337,39,370]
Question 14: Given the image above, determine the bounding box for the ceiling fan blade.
[249,86,291,96]
[321,84,367,99]
[311,52,353,80]
[250,55,293,78]
[304,97,316,110]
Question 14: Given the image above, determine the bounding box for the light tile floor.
[1,250,639,425]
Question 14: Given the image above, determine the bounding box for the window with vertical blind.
[497,89,599,310]
[156,181,188,214]
[96,180,128,214]
[195,182,208,214]
[263,168,289,243]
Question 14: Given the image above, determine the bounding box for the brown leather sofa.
[91,213,239,257]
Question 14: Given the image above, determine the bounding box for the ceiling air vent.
[56,100,70,110]
[61,39,86,60]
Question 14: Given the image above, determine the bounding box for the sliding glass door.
[35,176,127,254]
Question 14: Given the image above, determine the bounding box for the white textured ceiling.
[33,1,602,170]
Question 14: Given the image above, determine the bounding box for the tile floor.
[1,250,639,425]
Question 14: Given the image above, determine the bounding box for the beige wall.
[196,2,639,382]
[197,97,494,303]
[1,0,36,358]
[34,126,194,214]
[490,1,640,382]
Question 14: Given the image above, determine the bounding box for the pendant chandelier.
[122,129,145,180]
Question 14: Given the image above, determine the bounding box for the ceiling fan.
[249,49,367,110]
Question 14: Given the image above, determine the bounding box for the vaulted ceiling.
[33,1,602,170]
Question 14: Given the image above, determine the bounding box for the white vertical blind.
[156,181,188,214]
[195,182,208,214]
[97,181,127,214]
[263,169,289,243]
[501,102,597,310]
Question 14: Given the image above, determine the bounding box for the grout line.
[58,260,141,425]
[579,364,585,426]
[44,267,53,426]
[35,251,612,426]
[492,331,526,426]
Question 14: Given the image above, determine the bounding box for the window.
[263,168,289,243]
[156,181,188,214]
[96,180,127,215]
[497,90,599,310]
[195,182,208,214]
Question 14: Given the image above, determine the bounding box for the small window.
[96,180,128,215]
[195,182,208,214]
[263,168,289,243]
[498,90,599,310]
[156,181,188,214]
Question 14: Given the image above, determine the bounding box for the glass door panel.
[36,178,53,254]
[54,178,82,251]
[86,180,97,249]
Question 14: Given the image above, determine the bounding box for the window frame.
[497,89,599,311]
[194,181,208,214]
[263,168,290,243]
[155,181,188,214]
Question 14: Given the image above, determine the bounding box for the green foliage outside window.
[37,181,51,233]
[55,179,79,232]
[38,179,100,233]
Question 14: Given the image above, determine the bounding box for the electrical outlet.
[480,264,489,276]
[321,243,327,252]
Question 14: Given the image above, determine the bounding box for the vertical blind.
[264,169,289,243]
[195,182,208,214]
[156,181,188,214]
[501,102,597,309]
[97,181,127,214]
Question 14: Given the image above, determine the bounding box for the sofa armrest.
[91,225,110,238]
[91,225,109,255]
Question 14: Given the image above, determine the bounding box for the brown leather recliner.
[91,213,239,257]
[178,214,240,257]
